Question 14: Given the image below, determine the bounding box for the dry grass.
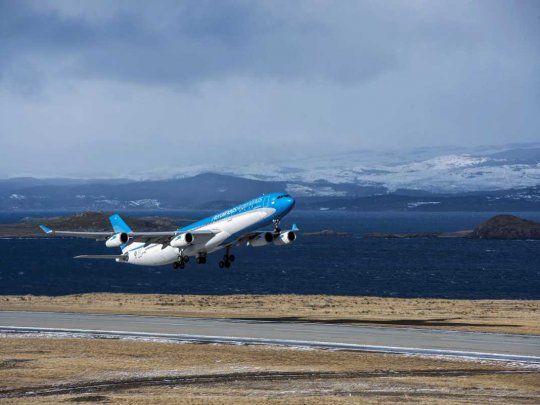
[0,337,539,404]
[1,293,539,335]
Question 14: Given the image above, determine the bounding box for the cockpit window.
[276,194,291,199]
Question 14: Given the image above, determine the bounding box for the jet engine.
[105,232,129,248]
[249,232,274,247]
[170,232,194,248]
[273,230,296,245]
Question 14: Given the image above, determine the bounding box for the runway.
[1,311,539,364]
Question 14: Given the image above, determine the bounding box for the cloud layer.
[0,0,539,177]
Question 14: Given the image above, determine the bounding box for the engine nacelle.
[170,232,194,248]
[105,232,129,248]
[249,232,274,247]
[273,230,296,246]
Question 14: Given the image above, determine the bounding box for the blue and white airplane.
[39,192,297,269]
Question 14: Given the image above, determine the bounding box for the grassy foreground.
[1,337,539,403]
[1,293,539,335]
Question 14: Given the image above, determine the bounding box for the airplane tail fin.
[109,214,132,234]
[109,214,133,252]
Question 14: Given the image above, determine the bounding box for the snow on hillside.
[225,153,540,192]
[148,145,540,193]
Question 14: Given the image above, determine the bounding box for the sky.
[0,0,539,178]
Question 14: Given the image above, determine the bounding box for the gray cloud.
[1,0,402,87]
[0,0,539,178]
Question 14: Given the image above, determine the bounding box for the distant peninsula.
[364,215,540,240]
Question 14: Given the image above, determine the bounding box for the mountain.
[153,143,540,194]
[215,146,540,193]
[1,173,539,212]
[1,144,539,211]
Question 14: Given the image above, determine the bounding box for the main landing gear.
[173,255,189,269]
[219,247,235,269]
[196,253,207,264]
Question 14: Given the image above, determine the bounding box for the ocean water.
[0,210,539,299]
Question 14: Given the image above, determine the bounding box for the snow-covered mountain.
[163,144,540,193]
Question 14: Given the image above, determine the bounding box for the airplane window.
[276,194,291,200]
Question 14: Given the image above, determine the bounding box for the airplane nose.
[287,196,296,209]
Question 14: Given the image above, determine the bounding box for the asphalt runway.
[1,311,539,364]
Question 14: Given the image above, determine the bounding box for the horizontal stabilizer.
[39,225,53,234]
[74,254,128,261]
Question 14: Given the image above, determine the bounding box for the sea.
[0,210,539,299]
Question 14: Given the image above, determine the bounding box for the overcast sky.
[0,0,539,178]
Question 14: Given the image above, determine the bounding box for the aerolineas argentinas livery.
[39,193,297,269]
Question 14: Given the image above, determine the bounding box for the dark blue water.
[1,211,539,299]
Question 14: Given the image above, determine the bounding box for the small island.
[364,214,540,240]
[302,229,353,237]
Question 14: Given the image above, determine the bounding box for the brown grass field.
[0,337,539,404]
[1,293,539,335]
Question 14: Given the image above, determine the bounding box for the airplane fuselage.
[123,192,295,266]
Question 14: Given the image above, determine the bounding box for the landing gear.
[196,253,207,264]
[219,247,234,269]
[173,254,189,270]
[272,219,281,233]
[173,261,184,270]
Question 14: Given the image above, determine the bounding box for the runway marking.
[3,310,537,337]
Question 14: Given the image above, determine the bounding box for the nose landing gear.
[196,253,207,264]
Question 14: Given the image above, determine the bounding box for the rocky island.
[364,214,540,240]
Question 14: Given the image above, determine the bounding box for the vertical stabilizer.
[109,214,132,234]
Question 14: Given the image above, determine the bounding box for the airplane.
[39,192,297,269]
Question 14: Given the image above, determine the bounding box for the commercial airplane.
[39,192,297,269]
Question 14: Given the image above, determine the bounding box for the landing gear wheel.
[179,262,185,269]
[184,256,189,263]
[196,255,207,264]
[224,261,231,268]
[229,254,235,262]
[219,261,225,269]
[173,262,179,269]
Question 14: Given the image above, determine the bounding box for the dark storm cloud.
[0,0,401,88]
[0,0,539,178]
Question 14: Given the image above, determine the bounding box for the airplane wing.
[39,225,113,239]
[39,225,178,239]
[39,224,219,245]
[75,254,128,260]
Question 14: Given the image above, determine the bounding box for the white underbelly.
[127,243,178,266]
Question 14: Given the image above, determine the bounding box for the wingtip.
[39,225,52,234]
[292,223,300,231]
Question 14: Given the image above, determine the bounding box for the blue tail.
[109,214,132,234]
